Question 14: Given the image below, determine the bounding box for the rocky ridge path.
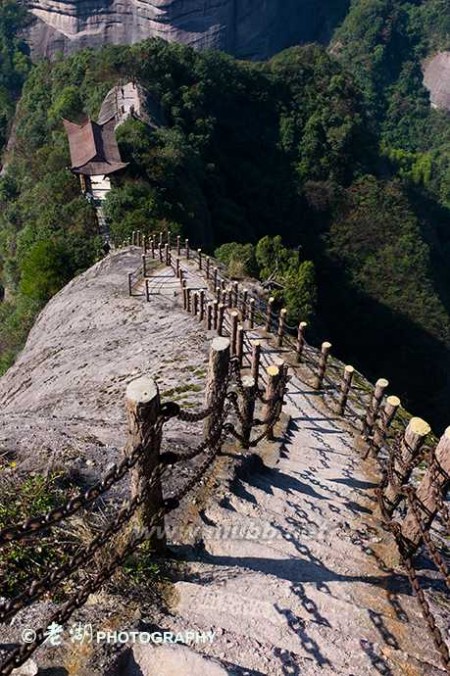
[123,256,446,676]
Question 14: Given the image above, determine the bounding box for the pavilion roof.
[63,117,128,176]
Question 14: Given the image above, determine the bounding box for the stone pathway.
[122,257,446,676]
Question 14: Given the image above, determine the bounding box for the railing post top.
[322,341,332,350]
[344,365,355,374]
[251,339,261,347]
[266,365,280,377]
[376,378,389,388]
[231,310,239,317]
[407,417,431,437]
[386,395,401,407]
[280,308,288,316]
[211,336,230,352]
[126,377,158,405]
[299,321,307,329]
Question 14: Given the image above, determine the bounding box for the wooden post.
[128,272,133,296]
[338,365,354,416]
[251,340,261,390]
[221,289,227,306]
[262,365,282,442]
[182,280,187,310]
[206,257,210,280]
[230,311,239,355]
[176,235,181,256]
[233,281,239,308]
[176,258,180,277]
[186,288,192,313]
[185,238,190,260]
[373,395,401,453]
[193,292,199,317]
[296,322,308,363]
[150,238,155,259]
[199,290,205,323]
[145,279,150,302]
[207,303,213,330]
[203,337,231,442]
[249,298,255,329]
[237,326,244,367]
[125,377,165,550]
[212,300,219,330]
[242,289,248,322]
[218,303,225,336]
[159,231,163,246]
[265,297,275,333]
[132,230,136,246]
[382,417,431,517]
[364,378,390,440]
[240,375,256,449]
[158,243,163,262]
[197,248,202,270]
[143,235,147,253]
[314,342,332,390]
[142,254,147,278]
[227,288,233,309]
[167,230,171,246]
[164,243,169,265]
[400,427,450,554]
[216,286,221,302]
[277,308,287,348]
[213,267,218,290]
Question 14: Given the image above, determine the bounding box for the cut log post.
[137,230,141,247]
[242,289,248,321]
[338,365,354,416]
[145,279,150,302]
[314,342,332,390]
[176,258,180,277]
[206,257,210,280]
[382,417,431,518]
[213,267,218,290]
[212,300,219,331]
[132,230,136,246]
[262,365,282,442]
[182,280,187,310]
[237,326,244,367]
[296,322,308,363]
[232,281,239,308]
[277,308,287,348]
[230,311,239,355]
[185,238,190,260]
[373,396,401,453]
[251,340,261,390]
[221,290,227,306]
[142,254,147,278]
[143,235,147,253]
[203,337,231,442]
[207,302,213,330]
[176,235,181,256]
[150,238,155,259]
[265,297,275,333]
[218,303,225,336]
[193,292,199,317]
[400,427,450,554]
[164,244,170,265]
[186,288,192,313]
[199,290,205,323]
[240,375,256,449]
[249,298,256,329]
[128,272,133,296]
[227,288,233,309]
[159,231,163,246]
[197,248,202,270]
[216,286,221,302]
[364,378,390,440]
[167,230,171,246]
[158,243,163,262]
[125,377,165,550]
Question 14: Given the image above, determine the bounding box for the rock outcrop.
[24,0,341,60]
[423,52,450,111]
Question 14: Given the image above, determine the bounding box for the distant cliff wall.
[24,0,343,61]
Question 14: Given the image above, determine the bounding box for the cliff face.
[24,0,342,60]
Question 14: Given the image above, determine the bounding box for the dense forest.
[0,0,449,430]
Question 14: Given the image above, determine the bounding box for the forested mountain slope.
[0,2,449,431]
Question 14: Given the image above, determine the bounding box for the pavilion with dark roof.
[63,117,128,176]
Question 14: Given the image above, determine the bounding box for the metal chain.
[0,428,165,546]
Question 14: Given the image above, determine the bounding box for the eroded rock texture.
[24,0,341,60]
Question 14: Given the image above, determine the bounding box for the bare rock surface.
[423,51,450,110]
[24,0,339,60]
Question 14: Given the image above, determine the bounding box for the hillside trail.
[128,258,445,676]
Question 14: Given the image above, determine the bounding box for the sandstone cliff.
[24,0,342,60]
